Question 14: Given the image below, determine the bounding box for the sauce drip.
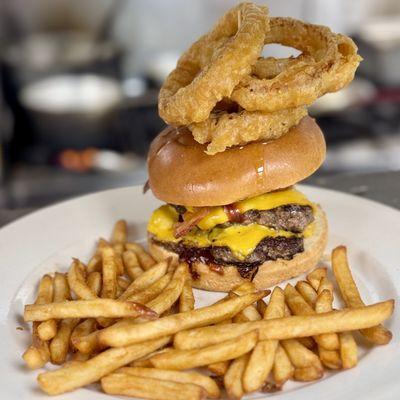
[223,203,244,223]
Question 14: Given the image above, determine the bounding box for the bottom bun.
[148,206,328,292]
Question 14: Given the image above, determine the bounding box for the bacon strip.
[224,203,244,223]
[174,207,210,238]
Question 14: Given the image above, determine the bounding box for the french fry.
[173,300,394,349]
[233,304,261,323]
[37,336,170,395]
[284,284,339,350]
[119,259,169,300]
[71,351,90,362]
[293,365,323,382]
[126,242,156,270]
[306,267,327,291]
[22,274,53,369]
[70,318,97,351]
[123,250,143,280]
[101,373,205,400]
[145,262,187,314]
[256,299,268,316]
[24,299,158,321]
[117,276,130,290]
[87,271,102,296]
[127,272,173,304]
[97,291,267,347]
[87,253,102,274]
[179,274,195,312]
[231,281,257,295]
[295,281,317,307]
[68,259,97,300]
[150,330,258,370]
[339,331,358,369]
[50,318,80,364]
[129,347,174,367]
[38,272,69,341]
[318,276,334,295]
[243,287,284,393]
[117,367,220,399]
[281,339,322,369]
[332,245,392,345]
[101,246,118,299]
[208,360,230,376]
[224,353,250,399]
[319,349,342,370]
[273,344,294,386]
[112,219,127,245]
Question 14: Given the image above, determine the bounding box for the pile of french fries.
[22,221,394,399]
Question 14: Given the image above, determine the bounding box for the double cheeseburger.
[146,116,327,291]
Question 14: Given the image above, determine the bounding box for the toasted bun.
[149,205,328,292]
[148,116,326,207]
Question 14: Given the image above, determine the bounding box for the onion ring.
[189,106,307,155]
[230,17,362,112]
[158,3,268,126]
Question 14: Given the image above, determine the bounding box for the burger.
[146,116,327,291]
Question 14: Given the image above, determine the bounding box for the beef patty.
[172,204,314,233]
[152,235,304,280]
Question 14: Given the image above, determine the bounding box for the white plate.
[1,185,399,400]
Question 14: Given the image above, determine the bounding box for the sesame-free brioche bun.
[148,206,328,292]
[148,116,326,207]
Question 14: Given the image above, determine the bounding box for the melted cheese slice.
[196,187,313,230]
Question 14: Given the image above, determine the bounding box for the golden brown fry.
[68,259,97,300]
[173,301,394,349]
[38,272,69,341]
[233,304,261,323]
[70,319,97,351]
[122,250,143,280]
[284,284,339,350]
[208,360,230,376]
[339,331,358,369]
[37,336,170,395]
[50,318,80,365]
[293,365,324,382]
[318,276,334,295]
[306,267,327,291]
[295,281,317,307]
[117,367,220,399]
[224,353,250,399]
[22,274,53,369]
[101,373,205,400]
[97,291,267,347]
[281,339,322,369]
[24,299,158,321]
[126,242,156,270]
[179,275,195,312]
[150,330,258,370]
[256,299,268,316]
[332,245,393,345]
[145,263,187,314]
[119,260,169,300]
[129,348,174,368]
[117,276,130,290]
[71,351,90,362]
[101,246,118,299]
[319,348,342,370]
[112,219,127,245]
[273,344,294,386]
[127,272,173,304]
[243,287,284,393]
[87,253,102,274]
[87,271,102,296]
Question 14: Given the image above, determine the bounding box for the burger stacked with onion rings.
[146,2,361,291]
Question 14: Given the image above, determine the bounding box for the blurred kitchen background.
[1,0,400,217]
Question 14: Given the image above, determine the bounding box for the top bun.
[148,116,326,206]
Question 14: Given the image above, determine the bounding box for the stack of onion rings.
[158,4,361,155]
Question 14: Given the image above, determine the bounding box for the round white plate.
[1,185,399,400]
